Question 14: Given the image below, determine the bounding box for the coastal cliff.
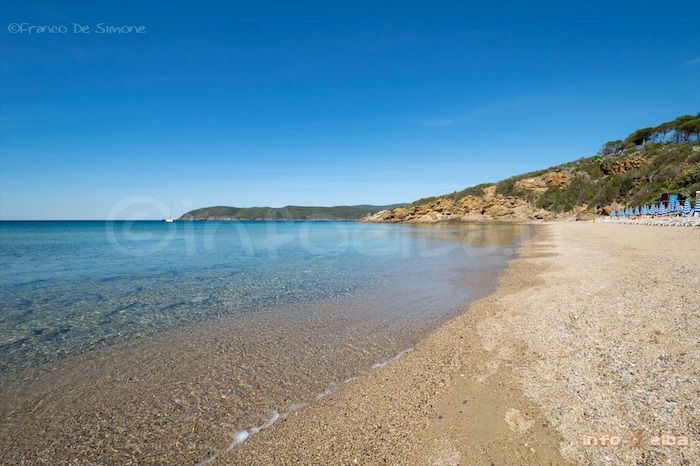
[362,185,564,223]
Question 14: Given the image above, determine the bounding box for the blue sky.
[1,0,698,220]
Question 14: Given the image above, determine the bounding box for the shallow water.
[0,220,535,464]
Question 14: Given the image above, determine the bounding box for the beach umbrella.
[627,206,633,216]
[650,204,658,215]
[682,198,692,217]
[658,202,666,216]
[694,197,700,216]
[642,205,648,215]
[670,200,679,214]
[634,206,640,216]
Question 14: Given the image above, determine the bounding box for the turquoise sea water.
[0,221,527,373]
[0,220,534,463]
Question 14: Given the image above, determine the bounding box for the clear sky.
[1,0,698,220]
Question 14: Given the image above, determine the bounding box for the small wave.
[224,413,278,454]
[371,347,414,369]
[196,401,310,465]
[316,386,337,400]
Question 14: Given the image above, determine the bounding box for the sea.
[0,220,535,464]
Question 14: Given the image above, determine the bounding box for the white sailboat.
[165,202,175,223]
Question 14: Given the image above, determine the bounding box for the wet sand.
[0,298,446,465]
[221,222,699,465]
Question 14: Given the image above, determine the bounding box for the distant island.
[178,204,404,221]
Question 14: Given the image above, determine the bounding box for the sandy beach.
[220,222,699,465]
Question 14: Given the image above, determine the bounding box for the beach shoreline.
[1,222,697,465]
[220,222,699,465]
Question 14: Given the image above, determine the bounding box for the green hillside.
[411,114,700,216]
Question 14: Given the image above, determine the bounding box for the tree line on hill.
[597,114,700,156]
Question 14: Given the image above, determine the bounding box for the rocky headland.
[362,184,570,224]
